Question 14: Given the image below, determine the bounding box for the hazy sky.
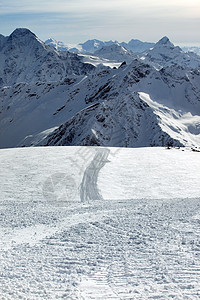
[0,0,200,45]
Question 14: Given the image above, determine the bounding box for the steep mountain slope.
[141,37,200,69]
[37,61,200,148]
[41,93,181,148]
[0,28,95,87]
[1,56,199,149]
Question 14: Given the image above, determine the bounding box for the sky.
[0,0,200,46]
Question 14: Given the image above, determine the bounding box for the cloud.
[0,0,199,45]
[0,0,129,14]
[1,0,199,15]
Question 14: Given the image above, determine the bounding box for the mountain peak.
[10,28,36,39]
[159,36,169,43]
[6,28,44,49]
[46,38,55,43]
[157,36,173,46]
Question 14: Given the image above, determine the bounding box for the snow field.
[0,146,200,299]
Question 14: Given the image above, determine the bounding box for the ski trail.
[80,148,110,202]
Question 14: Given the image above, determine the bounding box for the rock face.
[0,30,200,149]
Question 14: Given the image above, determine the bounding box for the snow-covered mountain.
[45,38,155,54]
[0,29,200,149]
[45,38,117,54]
[93,44,136,64]
[141,36,200,69]
[121,39,155,53]
[45,38,69,51]
[44,35,200,69]
[182,46,200,56]
[36,60,200,148]
[0,28,95,87]
[45,36,200,59]
[79,39,117,54]
[79,39,154,54]
[1,57,200,149]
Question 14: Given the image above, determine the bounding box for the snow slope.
[78,54,122,68]
[0,146,200,299]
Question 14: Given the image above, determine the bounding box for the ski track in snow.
[0,147,200,299]
[80,148,110,202]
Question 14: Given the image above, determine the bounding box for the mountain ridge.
[0,28,200,149]
[45,37,155,54]
[44,36,200,57]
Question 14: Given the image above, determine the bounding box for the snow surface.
[78,54,122,68]
[1,146,200,299]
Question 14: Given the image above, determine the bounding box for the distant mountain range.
[45,37,200,56]
[181,46,200,56]
[0,28,200,149]
[45,38,155,54]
